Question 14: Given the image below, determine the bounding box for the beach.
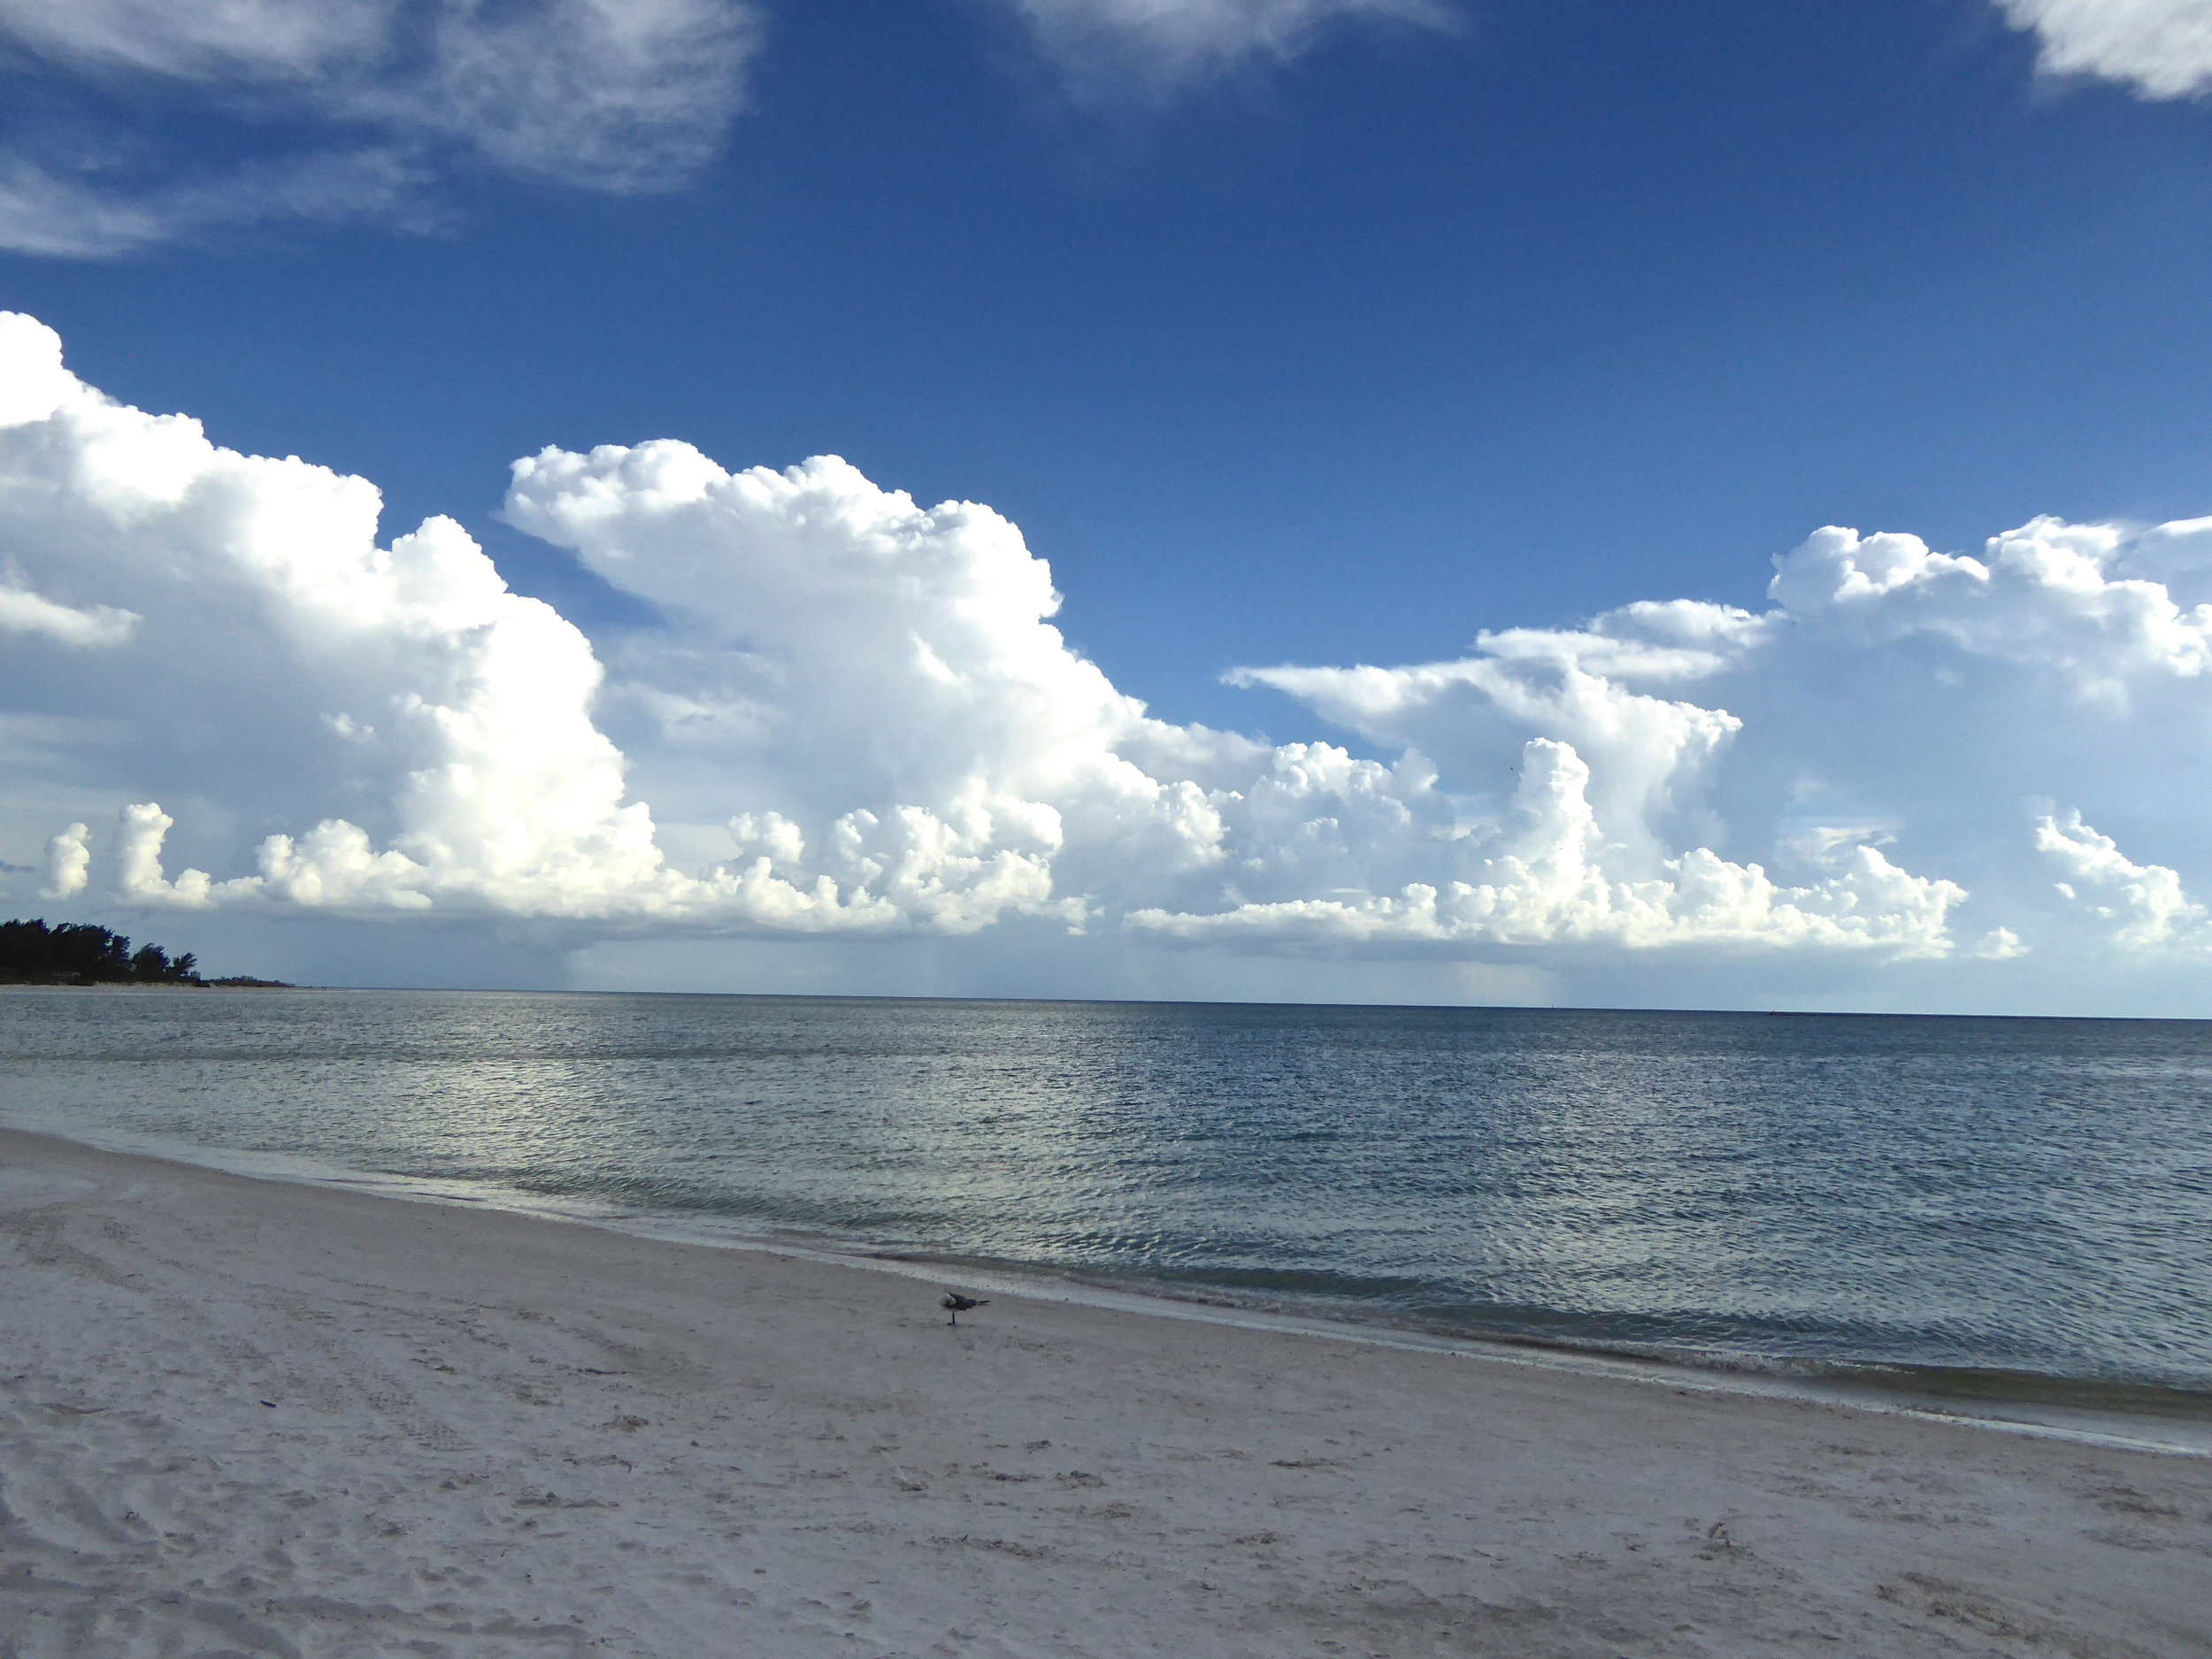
[3,1127,2207,1658]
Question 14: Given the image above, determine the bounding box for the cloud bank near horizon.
[4,309,2210,1000]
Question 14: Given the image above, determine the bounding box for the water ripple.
[3,989,2208,1387]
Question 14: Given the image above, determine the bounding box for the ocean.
[4,987,2208,1396]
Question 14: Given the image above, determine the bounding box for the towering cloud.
[3,309,2208,1001]
[0,311,672,916]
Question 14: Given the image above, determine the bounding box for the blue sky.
[4,0,2212,1009]
[13,0,2212,717]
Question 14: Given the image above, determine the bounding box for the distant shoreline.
[0,976,296,988]
[3,979,2206,1022]
[0,918,288,989]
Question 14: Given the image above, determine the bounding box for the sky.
[3,0,2211,1012]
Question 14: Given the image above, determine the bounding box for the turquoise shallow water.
[3,987,2208,1391]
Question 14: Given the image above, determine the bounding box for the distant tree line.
[1,918,204,985]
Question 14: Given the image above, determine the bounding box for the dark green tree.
[0,919,205,984]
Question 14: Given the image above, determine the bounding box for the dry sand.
[2,1126,2208,1658]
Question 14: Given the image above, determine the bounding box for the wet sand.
[3,1126,2207,1657]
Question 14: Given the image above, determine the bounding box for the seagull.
[940,1292,988,1325]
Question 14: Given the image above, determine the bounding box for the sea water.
[3,988,2208,1393]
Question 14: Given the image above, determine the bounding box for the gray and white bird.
[940,1291,988,1325]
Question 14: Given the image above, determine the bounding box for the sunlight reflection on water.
[3,988,2208,1386]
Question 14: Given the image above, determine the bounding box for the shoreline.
[5,1125,2209,1656]
[7,1113,2208,1459]
[11,978,2212,1021]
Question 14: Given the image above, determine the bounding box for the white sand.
[2,1128,2207,1658]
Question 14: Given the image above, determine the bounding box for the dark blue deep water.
[3,989,2208,1390]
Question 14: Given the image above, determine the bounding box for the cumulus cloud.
[502,440,1250,933]
[0,0,759,255]
[1231,602,1762,871]
[1207,514,2212,970]
[1771,519,2212,695]
[5,308,2212,997]
[1994,0,2212,98]
[40,822,88,899]
[0,311,681,918]
[497,436,1976,957]
[996,0,1455,86]
[2036,810,2209,948]
[1129,739,1964,955]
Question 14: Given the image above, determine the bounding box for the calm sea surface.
[3,989,2208,1391]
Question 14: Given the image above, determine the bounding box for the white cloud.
[2035,810,2208,948]
[1007,1,2212,100]
[498,437,1965,957]
[1129,738,1965,955]
[0,312,683,919]
[0,311,80,423]
[996,0,1455,88]
[40,822,88,898]
[114,802,216,904]
[1970,926,2030,960]
[503,441,1233,933]
[1,0,2200,259]
[7,308,2212,1003]
[1217,516,2212,976]
[0,149,437,261]
[1994,0,2212,98]
[0,581,138,648]
[1771,519,2212,695]
[0,0,759,255]
[1229,603,1761,871]
[0,0,388,80]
